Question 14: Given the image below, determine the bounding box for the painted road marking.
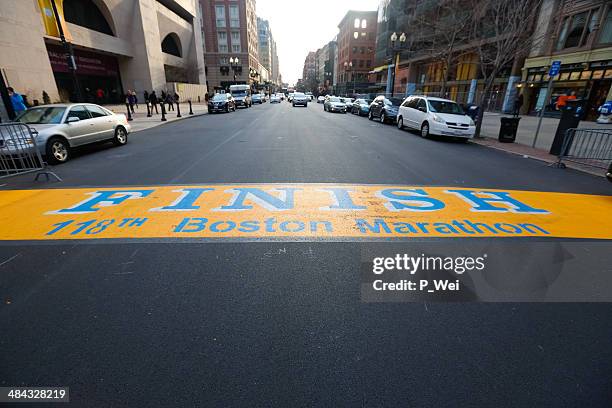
[0,184,610,240]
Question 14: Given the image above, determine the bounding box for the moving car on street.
[229,84,252,108]
[252,94,263,104]
[397,96,476,139]
[292,92,309,107]
[12,103,130,164]
[208,93,236,113]
[351,98,372,116]
[324,96,347,113]
[270,94,281,103]
[317,96,326,104]
[368,95,402,124]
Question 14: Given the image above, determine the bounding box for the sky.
[255,0,380,86]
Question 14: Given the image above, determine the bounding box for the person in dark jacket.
[165,92,174,111]
[127,90,136,113]
[513,92,524,117]
[143,90,149,104]
[149,90,159,114]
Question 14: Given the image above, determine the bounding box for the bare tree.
[413,0,473,96]
[468,0,543,137]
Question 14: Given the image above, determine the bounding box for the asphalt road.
[1,101,611,407]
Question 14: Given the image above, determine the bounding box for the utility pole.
[49,0,82,102]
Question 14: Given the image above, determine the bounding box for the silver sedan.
[12,103,131,164]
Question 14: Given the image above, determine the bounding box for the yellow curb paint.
[0,184,610,240]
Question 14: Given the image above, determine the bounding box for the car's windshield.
[294,93,305,97]
[15,107,65,124]
[231,91,247,97]
[212,94,227,101]
[387,98,403,106]
[428,100,465,114]
[329,97,341,102]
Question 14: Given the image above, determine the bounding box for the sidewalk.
[476,112,611,177]
[480,111,611,150]
[104,102,208,132]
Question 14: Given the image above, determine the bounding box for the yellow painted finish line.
[0,184,610,240]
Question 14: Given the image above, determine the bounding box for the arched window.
[161,33,182,58]
[63,0,114,36]
[361,19,367,29]
[354,18,360,28]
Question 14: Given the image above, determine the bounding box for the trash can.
[498,117,521,143]
[550,99,584,155]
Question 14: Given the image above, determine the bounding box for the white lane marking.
[0,253,21,268]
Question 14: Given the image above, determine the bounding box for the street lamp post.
[229,57,240,85]
[389,32,407,97]
[49,0,82,102]
[343,61,354,96]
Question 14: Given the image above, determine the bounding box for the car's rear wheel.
[420,122,430,138]
[46,137,70,164]
[113,126,128,146]
[397,116,404,130]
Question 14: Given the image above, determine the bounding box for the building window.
[218,31,227,52]
[361,19,367,29]
[161,33,182,57]
[599,9,612,44]
[229,4,239,27]
[353,31,359,39]
[232,44,241,52]
[215,5,226,27]
[63,0,114,36]
[361,32,366,38]
[354,18,360,28]
[556,9,600,50]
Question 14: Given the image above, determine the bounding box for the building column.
[405,62,417,96]
[501,58,525,113]
[467,79,478,104]
[385,64,394,95]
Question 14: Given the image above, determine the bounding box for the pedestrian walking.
[166,93,174,111]
[173,92,179,105]
[7,87,27,116]
[134,91,139,109]
[127,90,136,113]
[513,92,523,117]
[149,90,159,114]
[143,90,149,104]
[96,88,105,104]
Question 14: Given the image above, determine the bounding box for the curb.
[130,111,207,133]
[472,137,604,178]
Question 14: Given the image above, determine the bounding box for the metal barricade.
[555,128,612,170]
[0,122,61,181]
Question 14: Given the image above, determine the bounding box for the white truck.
[229,84,252,108]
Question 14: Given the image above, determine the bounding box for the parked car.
[324,96,347,113]
[396,96,475,139]
[292,92,309,107]
[12,103,130,164]
[340,97,354,105]
[252,94,263,104]
[270,94,281,103]
[351,98,372,116]
[368,95,403,124]
[208,93,236,113]
[229,84,252,108]
[317,96,326,104]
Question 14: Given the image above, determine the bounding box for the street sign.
[549,60,561,76]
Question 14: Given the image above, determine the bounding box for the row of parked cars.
[319,94,476,139]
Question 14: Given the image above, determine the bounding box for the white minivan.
[396,96,475,139]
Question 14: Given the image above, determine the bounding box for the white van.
[396,96,475,139]
[229,84,252,108]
